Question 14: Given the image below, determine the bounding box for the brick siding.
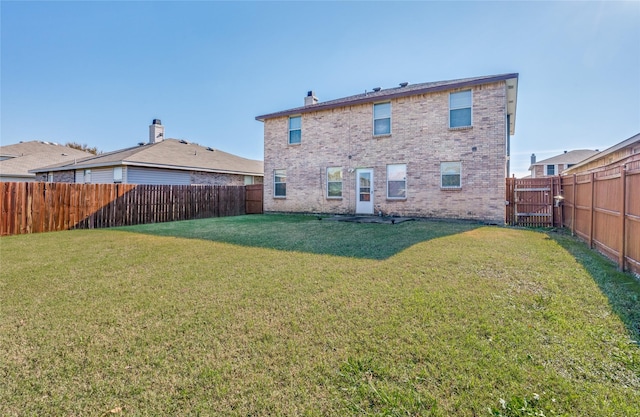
[263,81,509,223]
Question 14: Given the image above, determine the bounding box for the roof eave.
[256,73,519,122]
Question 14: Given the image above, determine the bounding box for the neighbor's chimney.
[304,91,318,106]
[531,153,536,165]
[149,119,165,144]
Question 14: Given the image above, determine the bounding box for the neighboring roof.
[0,141,93,179]
[563,132,640,174]
[256,73,519,135]
[31,139,264,176]
[528,149,600,170]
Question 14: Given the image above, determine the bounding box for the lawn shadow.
[548,230,640,344]
[116,213,481,260]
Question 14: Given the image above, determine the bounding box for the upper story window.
[289,116,301,145]
[373,102,391,136]
[274,169,286,197]
[449,90,472,128]
[441,162,461,189]
[546,165,555,175]
[327,167,343,198]
[387,164,406,199]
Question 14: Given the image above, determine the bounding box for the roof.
[31,139,264,176]
[0,141,93,179]
[563,132,640,174]
[528,149,600,170]
[256,73,519,135]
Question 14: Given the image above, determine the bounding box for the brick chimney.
[149,119,164,144]
[304,91,318,106]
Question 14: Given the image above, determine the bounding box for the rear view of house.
[256,73,518,223]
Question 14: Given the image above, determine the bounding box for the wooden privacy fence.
[561,158,640,275]
[505,177,562,227]
[0,182,261,236]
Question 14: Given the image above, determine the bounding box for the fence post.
[619,166,627,271]
[571,174,576,236]
[589,172,595,248]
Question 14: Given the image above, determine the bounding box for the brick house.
[528,149,599,178]
[256,74,518,223]
[31,120,263,186]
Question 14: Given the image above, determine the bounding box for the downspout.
[506,113,511,177]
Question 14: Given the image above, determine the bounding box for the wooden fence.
[505,177,562,227]
[245,184,263,214]
[0,182,258,236]
[561,158,640,275]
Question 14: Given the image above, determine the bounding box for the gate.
[506,177,561,227]
[245,184,263,214]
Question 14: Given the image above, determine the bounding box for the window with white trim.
[546,165,555,175]
[244,175,254,185]
[441,162,461,188]
[373,102,391,135]
[274,169,286,197]
[449,90,472,128]
[289,116,301,145]
[387,164,406,199]
[84,169,92,184]
[327,167,342,198]
[47,172,53,183]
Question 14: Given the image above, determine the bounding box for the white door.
[355,168,374,214]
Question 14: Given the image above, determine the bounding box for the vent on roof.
[207,147,215,152]
[399,82,409,87]
[138,142,145,146]
[179,139,188,144]
[372,87,381,92]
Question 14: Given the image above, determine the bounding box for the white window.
[47,172,53,183]
[387,164,406,199]
[84,169,92,184]
[546,165,556,175]
[289,116,301,145]
[449,90,472,128]
[244,175,254,185]
[441,162,461,188]
[327,167,342,198]
[274,169,286,197]
[373,102,391,135]
[113,166,123,183]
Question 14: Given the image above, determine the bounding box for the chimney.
[149,119,164,144]
[531,153,536,165]
[304,91,318,106]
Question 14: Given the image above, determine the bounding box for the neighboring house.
[528,149,599,178]
[562,133,640,175]
[31,120,264,185]
[0,141,92,182]
[256,73,518,223]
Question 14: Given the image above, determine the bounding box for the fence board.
[0,183,262,236]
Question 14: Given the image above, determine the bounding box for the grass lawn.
[1,214,639,416]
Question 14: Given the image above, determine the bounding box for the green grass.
[1,214,638,416]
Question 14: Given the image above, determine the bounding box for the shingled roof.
[528,149,600,171]
[0,141,93,180]
[256,73,519,134]
[31,139,263,176]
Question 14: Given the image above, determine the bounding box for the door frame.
[355,168,374,214]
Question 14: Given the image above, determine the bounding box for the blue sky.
[1,1,639,177]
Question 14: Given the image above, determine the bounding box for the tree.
[65,142,100,155]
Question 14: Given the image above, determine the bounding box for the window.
[47,172,53,183]
[546,165,555,175]
[449,90,472,128]
[274,169,286,197]
[289,116,301,144]
[113,166,123,183]
[327,167,342,198]
[373,102,391,135]
[387,164,406,199]
[441,162,461,188]
[84,169,92,184]
[244,175,254,185]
